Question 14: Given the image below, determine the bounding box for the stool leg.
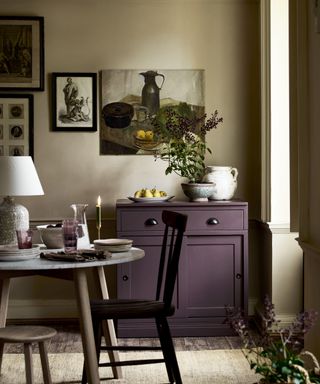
[39,341,52,384]
[0,342,4,374]
[24,343,34,384]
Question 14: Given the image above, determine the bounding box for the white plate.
[0,253,40,262]
[93,238,133,253]
[0,245,40,255]
[0,245,40,261]
[127,196,174,203]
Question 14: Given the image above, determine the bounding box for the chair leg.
[24,343,34,384]
[0,342,4,374]
[39,341,52,384]
[156,318,175,383]
[159,318,182,384]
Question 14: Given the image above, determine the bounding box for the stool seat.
[0,325,57,384]
[0,325,57,343]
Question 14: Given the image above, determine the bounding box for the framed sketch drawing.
[52,72,97,132]
[0,16,44,91]
[0,94,34,157]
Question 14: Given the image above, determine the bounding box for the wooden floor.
[4,323,242,353]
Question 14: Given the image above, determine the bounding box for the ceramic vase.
[202,166,238,200]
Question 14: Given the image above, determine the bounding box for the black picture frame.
[52,72,97,132]
[0,94,34,157]
[0,16,44,91]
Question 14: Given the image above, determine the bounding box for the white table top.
[0,247,144,271]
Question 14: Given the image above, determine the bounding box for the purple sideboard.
[116,199,248,337]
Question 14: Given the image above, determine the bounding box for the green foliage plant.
[226,296,320,384]
[151,103,223,183]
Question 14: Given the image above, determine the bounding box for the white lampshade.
[0,156,44,246]
[0,156,44,196]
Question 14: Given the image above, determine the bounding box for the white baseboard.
[7,299,77,319]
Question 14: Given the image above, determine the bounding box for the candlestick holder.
[96,225,101,240]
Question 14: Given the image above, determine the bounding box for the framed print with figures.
[0,94,34,157]
[0,16,44,91]
[52,72,97,132]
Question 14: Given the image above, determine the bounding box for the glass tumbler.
[62,219,78,253]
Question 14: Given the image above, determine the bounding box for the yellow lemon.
[144,189,153,198]
[134,190,142,198]
[153,190,161,198]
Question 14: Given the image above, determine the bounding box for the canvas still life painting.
[100,69,205,155]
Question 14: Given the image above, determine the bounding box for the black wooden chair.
[82,209,188,384]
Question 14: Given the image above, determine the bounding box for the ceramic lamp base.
[0,196,29,245]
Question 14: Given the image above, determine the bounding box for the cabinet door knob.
[207,218,219,225]
[122,275,129,281]
[236,273,242,279]
[145,218,158,226]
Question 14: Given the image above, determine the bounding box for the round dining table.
[0,247,145,384]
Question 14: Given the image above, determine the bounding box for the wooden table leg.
[73,269,100,384]
[95,266,122,379]
[0,279,10,327]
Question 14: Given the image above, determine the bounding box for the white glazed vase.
[202,166,238,200]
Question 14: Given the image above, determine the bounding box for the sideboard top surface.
[116,199,248,208]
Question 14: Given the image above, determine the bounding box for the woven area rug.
[0,350,259,383]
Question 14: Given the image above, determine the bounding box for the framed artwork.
[0,16,44,91]
[100,69,205,155]
[52,72,97,132]
[0,94,34,157]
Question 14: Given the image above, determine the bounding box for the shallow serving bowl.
[93,238,133,253]
[36,225,64,249]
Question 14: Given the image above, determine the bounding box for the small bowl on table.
[36,224,64,249]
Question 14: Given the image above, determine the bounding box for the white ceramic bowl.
[93,238,133,253]
[36,225,64,249]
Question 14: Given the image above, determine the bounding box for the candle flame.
[97,195,101,206]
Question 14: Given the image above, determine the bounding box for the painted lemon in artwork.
[145,131,154,141]
[136,130,146,139]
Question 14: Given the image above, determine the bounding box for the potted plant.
[225,296,320,384]
[151,102,223,201]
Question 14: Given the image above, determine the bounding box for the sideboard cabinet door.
[182,235,242,317]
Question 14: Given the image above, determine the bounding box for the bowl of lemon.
[128,188,174,202]
[133,129,160,150]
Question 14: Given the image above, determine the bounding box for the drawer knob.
[122,275,129,281]
[236,273,242,279]
[207,218,219,225]
[145,218,158,226]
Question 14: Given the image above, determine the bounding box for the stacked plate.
[0,245,40,261]
[93,239,133,253]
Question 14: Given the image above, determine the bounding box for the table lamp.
[0,156,44,245]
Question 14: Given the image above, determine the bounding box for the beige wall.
[1,0,261,317]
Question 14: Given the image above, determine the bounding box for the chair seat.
[0,326,57,343]
[91,299,175,319]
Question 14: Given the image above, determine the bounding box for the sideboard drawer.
[184,209,245,231]
[118,210,165,232]
[118,207,245,233]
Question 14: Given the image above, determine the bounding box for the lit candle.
[96,195,101,239]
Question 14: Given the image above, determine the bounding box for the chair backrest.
[156,210,188,308]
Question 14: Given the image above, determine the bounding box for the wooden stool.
[0,325,57,384]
